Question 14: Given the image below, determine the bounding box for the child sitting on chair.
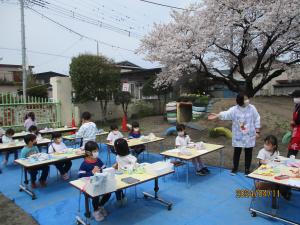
[107,124,123,154]
[2,128,18,166]
[113,138,137,207]
[176,124,209,176]
[28,125,42,140]
[78,141,111,222]
[128,121,145,157]
[21,134,49,188]
[256,135,290,200]
[76,112,98,147]
[48,132,72,180]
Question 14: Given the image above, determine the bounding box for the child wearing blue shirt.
[78,141,111,222]
[21,134,49,188]
[128,121,145,157]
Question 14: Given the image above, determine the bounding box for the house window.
[130,83,135,97]
[138,87,143,99]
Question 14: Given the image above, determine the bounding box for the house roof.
[116,61,142,69]
[0,64,34,69]
[34,71,68,79]
[121,67,162,76]
[273,79,300,87]
[276,79,300,84]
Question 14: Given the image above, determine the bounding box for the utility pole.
[20,0,27,102]
[96,41,99,56]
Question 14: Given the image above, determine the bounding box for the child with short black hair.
[2,128,18,166]
[257,135,279,165]
[256,135,290,200]
[107,124,123,154]
[21,134,49,188]
[48,132,72,180]
[176,124,209,176]
[113,138,137,207]
[28,125,42,140]
[76,112,98,147]
[128,121,145,157]
[115,138,137,170]
[78,141,110,222]
[107,124,123,144]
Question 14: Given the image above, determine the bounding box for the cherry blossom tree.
[138,0,300,97]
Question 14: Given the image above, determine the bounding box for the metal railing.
[0,93,61,130]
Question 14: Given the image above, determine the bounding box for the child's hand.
[112,163,118,170]
[92,166,100,174]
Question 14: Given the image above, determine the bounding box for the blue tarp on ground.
[0,144,299,225]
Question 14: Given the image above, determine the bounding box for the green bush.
[132,101,154,118]
[177,94,209,106]
[176,95,195,102]
[193,96,209,106]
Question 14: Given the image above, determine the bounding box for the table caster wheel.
[167,205,172,211]
[251,211,256,217]
[144,194,148,199]
[19,189,23,192]
[32,196,36,200]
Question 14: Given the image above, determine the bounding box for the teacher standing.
[208,93,261,175]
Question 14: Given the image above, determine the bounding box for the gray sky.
[0,0,196,74]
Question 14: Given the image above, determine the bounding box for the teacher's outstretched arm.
[208,107,234,121]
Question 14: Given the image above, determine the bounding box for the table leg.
[160,142,164,153]
[143,178,172,210]
[219,149,224,173]
[108,148,111,166]
[186,162,189,187]
[249,206,298,225]
[76,193,91,225]
[249,182,299,225]
[146,143,149,161]
[271,187,279,210]
[19,168,36,200]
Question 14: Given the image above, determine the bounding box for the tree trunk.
[245,79,255,97]
[163,94,167,114]
[157,95,162,114]
[122,103,128,118]
[103,100,108,121]
[99,100,108,122]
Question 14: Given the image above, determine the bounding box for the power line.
[0,46,72,58]
[51,0,142,32]
[27,7,136,53]
[26,0,143,38]
[35,37,83,67]
[138,0,190,11]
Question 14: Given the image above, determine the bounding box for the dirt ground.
[133,96,294,171]
[0,96,294,225]
[0,193,38,225]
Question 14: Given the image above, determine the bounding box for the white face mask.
[244,99,250,106]
[113,130,119,135]
[133,128,139,132]
[294,98,300,104]
[178,131,185,137]
[264,144,272,152]
[92,151,99,158]
[56,138,62,143]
